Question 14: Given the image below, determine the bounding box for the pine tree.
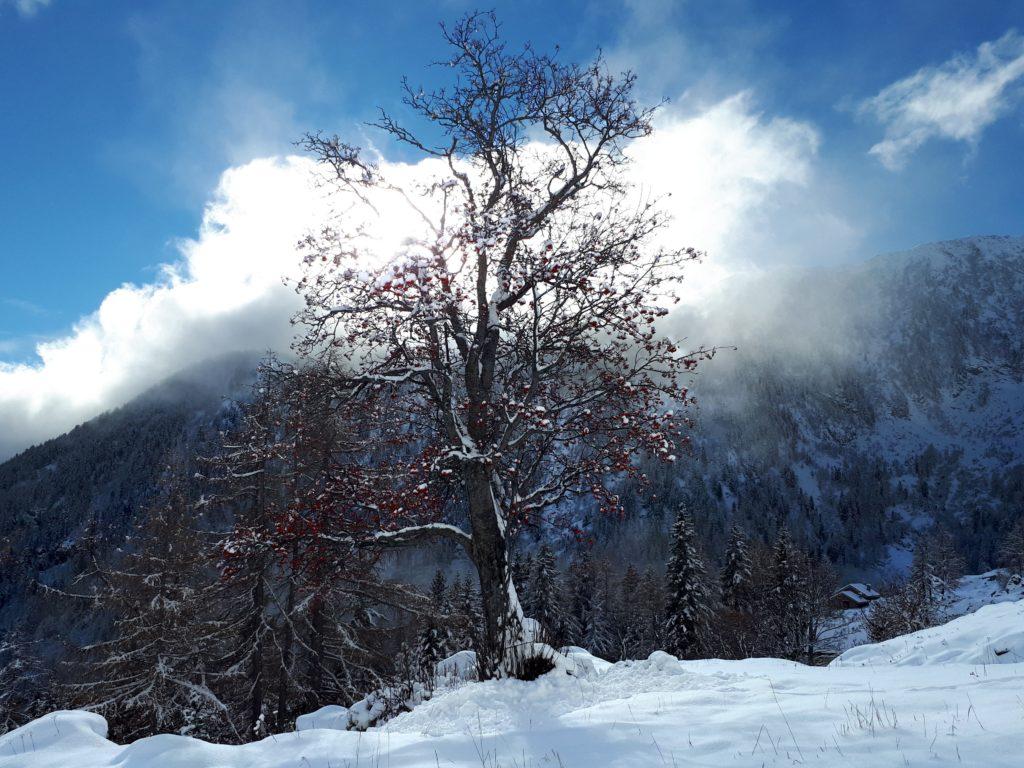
[416,569,454,678]
[663,508,712,659]
[614,565,643,659]
[527,545,565,644]
[637,568,665,657]
[567,548,612,656]
[449,574,483,653]
[768,528,802,656]
[720,524,753,612]
[429,569,449,611]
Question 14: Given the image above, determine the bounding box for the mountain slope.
[662,235,1024,574]
[0,353,257,632]
[1,234,1021,632]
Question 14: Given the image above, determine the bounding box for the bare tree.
[68,464,235,742]
[295,12,706,677]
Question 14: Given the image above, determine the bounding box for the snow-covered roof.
[840,582,881,600]
[834,589,869,606]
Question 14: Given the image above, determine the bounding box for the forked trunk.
[464,463,524,679]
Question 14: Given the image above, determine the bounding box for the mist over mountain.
[1,236,1022,644]
[666,234,1024,575]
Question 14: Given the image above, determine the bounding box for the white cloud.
[0,94,831,457]
[3,0,50,17]
[0,157,326,457]
[861,31,1024,170]
[631,92,824,296]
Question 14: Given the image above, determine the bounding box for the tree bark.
[248,573,265,736]
[464,463,523,678]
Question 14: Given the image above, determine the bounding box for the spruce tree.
[769,529,802,656]
[922,527,964,595]
[637,568,665,657]
[907,543,938,627]
[663,508,712,659]
[415,622,450,682]
[720,524,753,612]
[527,545,564,643]
[567,548,612,656]
[449,574,483,653]
[429,569,449,611]
[512,551,534,598]
[416,569,454,676]
[615,565,643,659]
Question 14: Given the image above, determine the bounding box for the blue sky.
[0,0,1023,454]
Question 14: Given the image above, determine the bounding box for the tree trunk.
[248,574,265,737]
[309,595,326,704]
[464,463,524,679]
[274,570,297,731]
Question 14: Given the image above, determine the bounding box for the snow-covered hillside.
[834,599,1024,667]
[6,598,1024,768]
[825,570,1024,653]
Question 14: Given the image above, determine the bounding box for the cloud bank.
[862,31,1024,170]
[0,95,831,458]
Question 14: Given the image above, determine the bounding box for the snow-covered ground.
[5,596,1024,767]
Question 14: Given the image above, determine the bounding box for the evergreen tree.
[663,508,712,659]
[512,551,533,597]
[449,574,483,653]
[567,548,612,656]
[907,543,939,626]
[768,528,802,656]
[416,569,454,677]
[922,527,965,595]
[720,524,753,612]
[527,545,564,643]
[614,565,643,659]
[429,569,449,611]
[415,621,450,681]
[636,568,665,657]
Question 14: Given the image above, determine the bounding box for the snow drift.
[832,598,1024,667]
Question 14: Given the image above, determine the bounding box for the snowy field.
[3,599,1023,768]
